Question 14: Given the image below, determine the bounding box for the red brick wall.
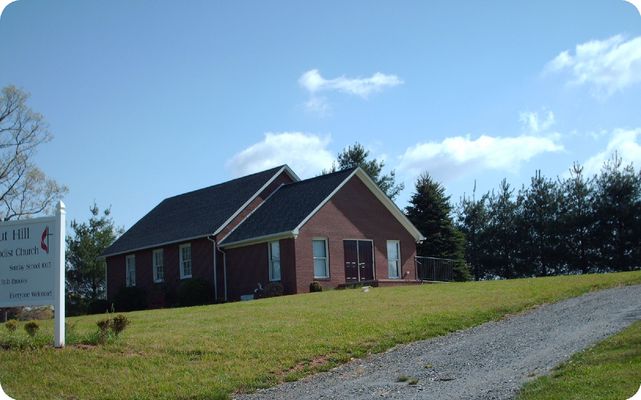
[106,172,417,305]
[225,238,296,301]
[280,238,297,294]
[225,242,268,300]
[106,237,215,308]
[295,176,417,293]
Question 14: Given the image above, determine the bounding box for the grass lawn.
[1,271,640,400]
[518,320,641,400]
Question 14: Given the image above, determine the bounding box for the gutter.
[206,235,218,302]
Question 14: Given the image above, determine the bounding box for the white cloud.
[226,132,334,178]
[544,35,641,96]
[519,110,555,133]
[583,128,641,175]
[397,134,563,182]
[299,69,403,98]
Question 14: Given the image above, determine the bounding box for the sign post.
[54,201,65,347]
[0,201,66,348]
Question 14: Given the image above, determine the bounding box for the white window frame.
[125,254,136,287]
[312,238,329,279]
[179,243,192,279]
[268,240,281,281]
[387,240,401,279]
[152,249,164,283]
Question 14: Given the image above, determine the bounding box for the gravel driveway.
[236,284,641,400]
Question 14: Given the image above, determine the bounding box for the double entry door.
[343,240,374,282]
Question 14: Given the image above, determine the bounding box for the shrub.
[24,321,39,337]
[263,282,284,298]
[88,299,109,315]
[114,287,148,312]
[95,318,112,344]
[309,281,323,292]
[4,319,17,333]
[111,314,130,336]
[96,318,111,333]
[177,278,212,307]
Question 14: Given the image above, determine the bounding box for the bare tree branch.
[0,86,67,220]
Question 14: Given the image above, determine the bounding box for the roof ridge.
[164,165,286,201]
[278,167,356,189]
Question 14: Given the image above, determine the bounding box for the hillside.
[1,271,641,400]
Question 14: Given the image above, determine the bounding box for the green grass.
[518,320,641,400]
[1,271,640,400]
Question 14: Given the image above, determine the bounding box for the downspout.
[206,236,218,302]
[218,245,228,302]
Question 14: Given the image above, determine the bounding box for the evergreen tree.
[66,204,123,313]
[325,142,404,200]
[485,180,519,278]
[516,171,561,276]
[456,183,489,280]
[559,163,596,273]
[405,172,470,281]
[592,154,641,271]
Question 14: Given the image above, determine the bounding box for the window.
[153,249,164,283]
[268,241,281,281]
[179,244,192,279]
[125,255,136,287]
[312,239,329,278]
[387,240,401,279]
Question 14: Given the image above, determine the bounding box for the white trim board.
[102,165,299,258]
[212,165,299,236]
[293,168,425,242]
[221,167,425,248]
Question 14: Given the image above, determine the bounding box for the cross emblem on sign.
[41,226,53,254]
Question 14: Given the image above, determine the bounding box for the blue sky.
[1,0,641,229]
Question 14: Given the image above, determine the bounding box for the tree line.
[322,143,641,281]
[456,155,641,280]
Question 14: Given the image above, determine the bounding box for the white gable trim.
[217,180,286,244]
[292,169,359,234]
[220,231,296,249]
[293,168,425,242]
[353,169,425,241]
[103,165,300,259]
[212,165,299,236]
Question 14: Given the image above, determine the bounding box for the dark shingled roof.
[103,165,286,256]
[221,168,355,245]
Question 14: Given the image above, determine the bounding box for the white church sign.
[0,201,66,347]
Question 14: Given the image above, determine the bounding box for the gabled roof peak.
[102,164,295,257]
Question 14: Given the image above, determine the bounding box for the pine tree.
[405,172,470,281]
[516,170,561,276]
[456,184,489,280]
[486,180,518,278]
[66,204,123,313]
[559,163,596,274]
[325,142,404,200]
[592,153,641,271]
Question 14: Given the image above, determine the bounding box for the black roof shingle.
[220,168,355,245]
[103,165,287,256]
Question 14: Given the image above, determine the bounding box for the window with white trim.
[179,243,192,279]
[125,255,136,287]
[387,240,401,279]
[312,239,329,278]
[268,241,281,281]
[152,249,164,283]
